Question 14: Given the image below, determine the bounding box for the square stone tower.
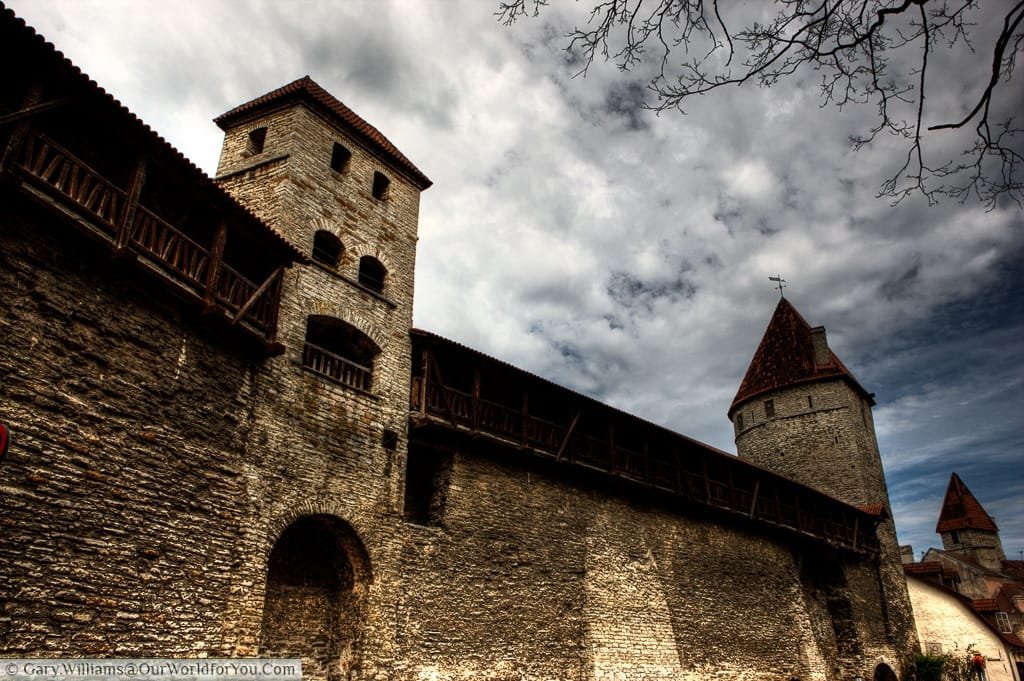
[211,78,432,678]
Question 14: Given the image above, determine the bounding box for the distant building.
[903,473,1024,680]
[0,4,916,680]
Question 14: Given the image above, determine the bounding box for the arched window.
[312,230,343,268]
[261,515,370,680]
[371,171,390,200]
[358,256,386,294]
[303,316,380,391]
[330,142,351,173]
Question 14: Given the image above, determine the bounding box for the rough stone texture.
[733,352,919,679]
[0,83,918,681]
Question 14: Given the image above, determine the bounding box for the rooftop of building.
[215,76,432,190]
[729,297,871,414]
[936,472,999,533]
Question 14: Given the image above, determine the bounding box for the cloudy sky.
[8,0,1022,559]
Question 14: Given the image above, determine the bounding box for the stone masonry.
[0,8,918,681]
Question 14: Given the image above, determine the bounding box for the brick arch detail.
[347,243,392,274]
[303,304,387,352]
[309,216,343,239]
[262,503,373,585]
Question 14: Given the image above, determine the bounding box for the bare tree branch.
[498,0,1024,209]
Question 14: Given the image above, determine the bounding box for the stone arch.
[873,662,898,681]
[260,514,371,681]
[346,242,393,274]
[303,304,388,354]
[308,217,343,240]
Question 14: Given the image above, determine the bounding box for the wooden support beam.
[231,265,283,325]
[0,97,72,127]
[419,350,430,417]
[749,480,760,518]
[115,157,147,251]
[203,222,228,307]
[702,454,711,503]
[472,366,481,431]
[520,388,529,448]
[554,410,581,462]
[429,351,458,427]
[0,83,44,173]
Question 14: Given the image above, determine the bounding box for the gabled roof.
[730,298,871,414]
[936,473,999,533]
[215,76,432,190]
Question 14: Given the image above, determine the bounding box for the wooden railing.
[303,342,373,392]
[21,135,123,230]
[14,132,282,342]
[411,370,877,555]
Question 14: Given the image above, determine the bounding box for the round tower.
[729,297,885,507]
[730,298,918,665]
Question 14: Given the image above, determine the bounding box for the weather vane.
[769,275,786,298]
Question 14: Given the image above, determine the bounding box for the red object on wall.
[0,422,9,458]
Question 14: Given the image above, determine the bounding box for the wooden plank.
[554,410,581,462]
[203,222,228,306]
[116,157,147,250]
[0,97,72,127]
[231,265,283,325]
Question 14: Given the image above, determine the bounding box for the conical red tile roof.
[730,298,871,414]
[936,473,999,533]
[215,76,432,189]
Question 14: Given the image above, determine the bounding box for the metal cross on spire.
[769,275,786,298]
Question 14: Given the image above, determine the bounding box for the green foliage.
[902,647,980,681]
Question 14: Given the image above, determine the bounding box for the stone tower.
[213,75,431,434]
[730,298,918,660]
[729,297,883,505]
[936,472,1006,572]
[211,78,432,677]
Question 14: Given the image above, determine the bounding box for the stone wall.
[0,85,918,681]
[0,193,256,657]
[392,444,910,681]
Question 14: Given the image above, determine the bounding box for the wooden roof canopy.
[410,329,885,556]
[0,3,307,354]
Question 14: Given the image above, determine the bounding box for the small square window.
[372,171,390,200]
[331,142,351,172]
[764,399,775,418]
[736,413,744,430]
[246,127,267,155]
[996,611,1012,633]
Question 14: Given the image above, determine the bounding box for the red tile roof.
[903,561,945,575]
[730,298,871,413]
[215,76,432,189]
[1002,633,1024,649]
[936,473,999,533]
[972,598,998,612]
[1002,560,1024,580]
[856,503,888,519]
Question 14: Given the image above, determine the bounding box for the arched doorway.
[874,662,898,681]
[260,515,371,681]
